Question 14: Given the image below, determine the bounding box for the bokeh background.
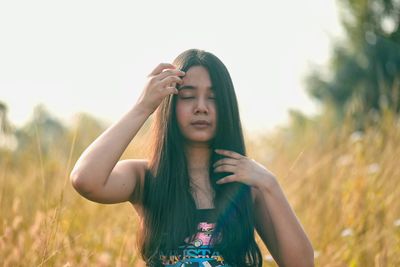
[1,0,400,266]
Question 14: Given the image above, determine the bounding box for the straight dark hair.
[136,49,262,266]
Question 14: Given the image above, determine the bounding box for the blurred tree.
[305,0,400,130]
[15,104,67,155]
[0,101,14,134]
[0,101,18,151]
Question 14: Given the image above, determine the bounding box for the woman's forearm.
[259,181,314,267]
[70,102,152,192]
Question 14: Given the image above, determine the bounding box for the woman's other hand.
[213,149,278,191]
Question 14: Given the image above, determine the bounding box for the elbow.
[298,248,315,267]
[70,170,94,196]
[308,250,316,267]
[301,259,315,267]
[285,257,314,267]
[307,241,316,267]
[283,245,315,267]
[299,257,315,267]
[295,243,315,267]
[296,237,315,267]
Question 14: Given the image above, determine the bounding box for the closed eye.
[179,96,216,100]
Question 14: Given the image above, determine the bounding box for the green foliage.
[305,0,400,130]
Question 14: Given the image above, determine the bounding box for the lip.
[191,120,211,125]
[191,123,210,129]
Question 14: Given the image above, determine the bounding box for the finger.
[165,86,179,95]
[148,63,176,76]
[156,69,185,81]
[216,175,237,184]
[214,164,236,173]
[159,76,183,87]
[212,158,237,168]
[214,149,242,160]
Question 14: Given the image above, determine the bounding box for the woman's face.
[175,65,217,144]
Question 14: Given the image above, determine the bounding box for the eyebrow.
[178,85,214,91]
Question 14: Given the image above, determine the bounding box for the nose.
[194,97,209,114]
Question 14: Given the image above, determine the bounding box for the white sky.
[0,0,343,135]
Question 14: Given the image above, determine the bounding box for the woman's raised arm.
[70,63,185,204]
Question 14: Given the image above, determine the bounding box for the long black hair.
[136,49,262,266]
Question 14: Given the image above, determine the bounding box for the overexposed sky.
[0,0,343,135]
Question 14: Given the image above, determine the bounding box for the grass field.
[1,109,399,266]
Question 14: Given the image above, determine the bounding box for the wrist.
[256,175,280,195]
[133,101,155,117]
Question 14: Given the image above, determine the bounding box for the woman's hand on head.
[136,63,185,114]
[213,149,278,191]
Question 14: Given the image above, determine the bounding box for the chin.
[188,136,213,143]
[183,133,215,143]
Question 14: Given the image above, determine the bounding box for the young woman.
[70,49,314,267]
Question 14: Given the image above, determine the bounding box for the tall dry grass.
[1,107,399,266]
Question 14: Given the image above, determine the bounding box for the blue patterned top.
[159,209,231,267]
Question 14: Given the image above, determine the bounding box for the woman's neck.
[184,143,215,209]
[184,144,211,175]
